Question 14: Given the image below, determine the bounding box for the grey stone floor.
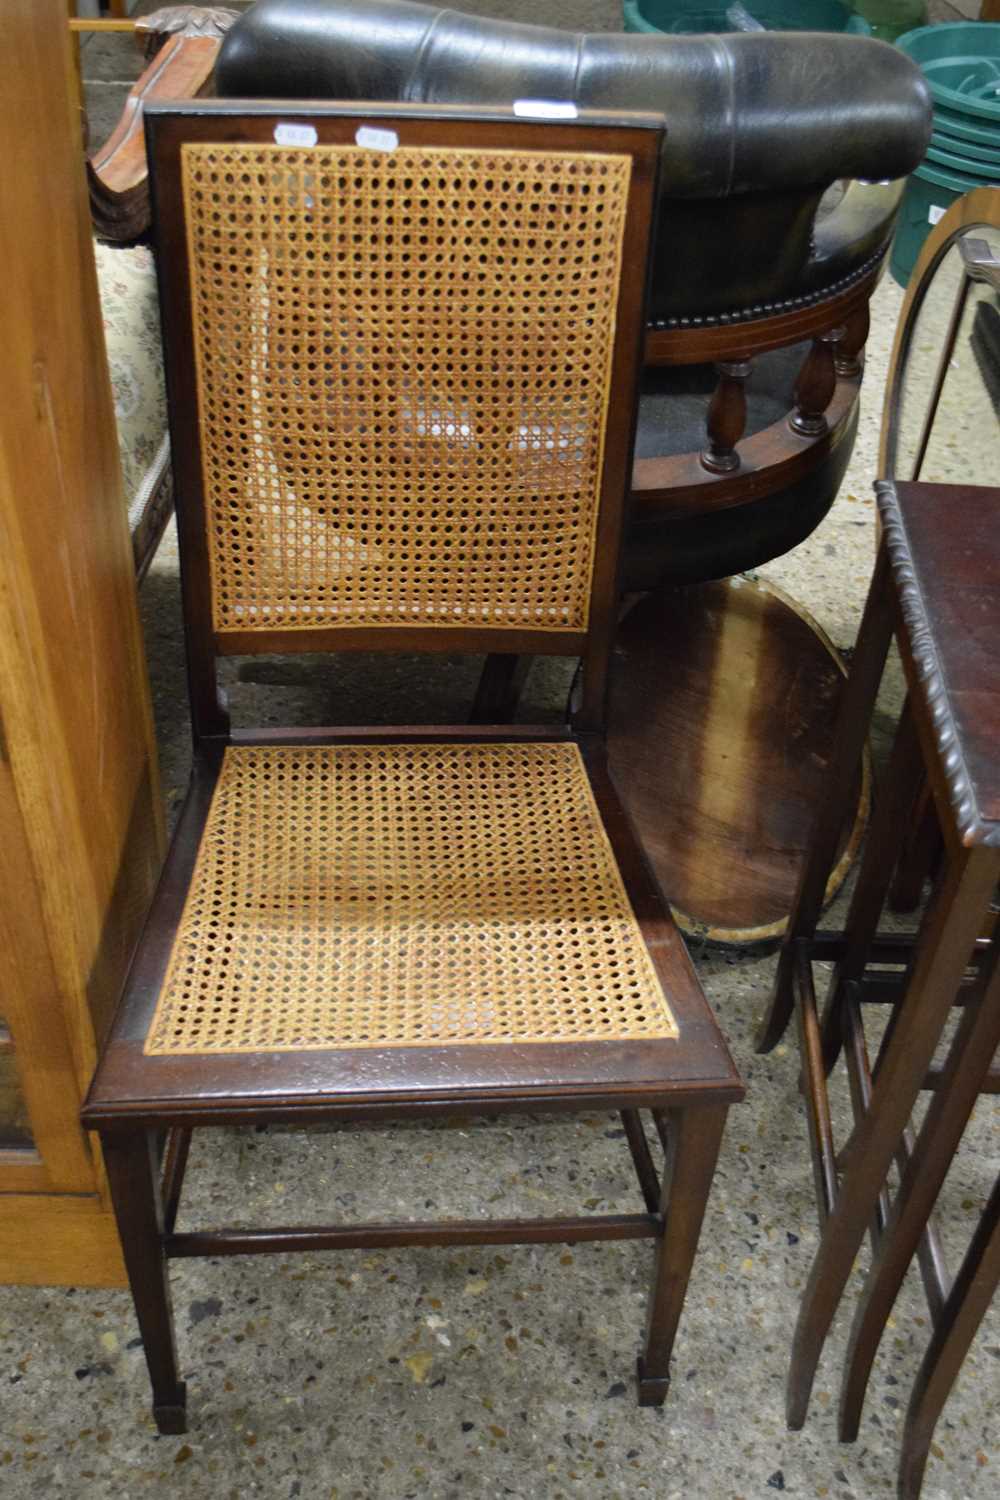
[1,6,994,1499]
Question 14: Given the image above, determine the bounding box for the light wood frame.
[0,0,165,1286]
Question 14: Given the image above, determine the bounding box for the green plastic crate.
[897,23,1000,125]
[890,163,998,287]
[622,0,870,34]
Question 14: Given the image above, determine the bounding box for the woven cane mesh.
[144,743,677,1055]
[180,141,632,636]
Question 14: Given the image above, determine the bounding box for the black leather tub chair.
[214,0,931,590]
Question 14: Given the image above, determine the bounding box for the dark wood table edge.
[878,479,1000,851]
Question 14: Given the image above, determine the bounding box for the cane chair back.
[148,104,659,735]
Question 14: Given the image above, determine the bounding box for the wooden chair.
[82,101,743,1433]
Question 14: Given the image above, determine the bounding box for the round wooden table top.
[608,576,869,945]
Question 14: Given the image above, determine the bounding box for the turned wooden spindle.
[790,327,844,437]
[701,359,752,474]
[834,303,871,378]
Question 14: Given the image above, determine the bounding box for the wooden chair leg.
[817,695,924,1073]
[620,1108,661,1215]
[162,1126,193,1235]
[785,846,997,1431]
[470,653,532,724]
[755,546,894,1053]
[102,1130,187,1435]
[637,1102,729,1406]
[888,778,941,913]
[898,1173,1000,1500]
[838,946,1000,1442]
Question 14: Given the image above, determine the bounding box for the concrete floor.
[1,6,996,1500]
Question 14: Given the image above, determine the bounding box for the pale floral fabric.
[93,240,168,516]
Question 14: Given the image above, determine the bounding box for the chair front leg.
[637,1102,729,1406]
[102,1129,187,1434]
[755,544,894,1054]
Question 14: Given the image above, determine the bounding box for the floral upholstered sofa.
[95,241,171,579]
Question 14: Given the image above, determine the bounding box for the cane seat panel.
[144,741,679,1056]
[181,141,633,637]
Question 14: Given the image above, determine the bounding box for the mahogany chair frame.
[82,102,743,1434]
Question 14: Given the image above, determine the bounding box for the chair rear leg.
[637,1103,729,1406]
[888,778,940,914]
[470,653,531,724]
[102,1129,187,1434]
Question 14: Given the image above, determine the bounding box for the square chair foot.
[636,1356,671,1407]
[153,1384,188,1435]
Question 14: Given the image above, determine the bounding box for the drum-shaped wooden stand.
[608,578,869,944]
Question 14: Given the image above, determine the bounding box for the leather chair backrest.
[215,0,932,321]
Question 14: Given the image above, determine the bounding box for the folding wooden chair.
[82,101,743,1432]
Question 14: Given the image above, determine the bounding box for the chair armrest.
[215,0,931,319]
[806,179,908,290]
[85,6,239,241]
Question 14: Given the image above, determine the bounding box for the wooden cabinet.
[0,0,164,1285]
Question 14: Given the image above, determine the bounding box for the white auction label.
[512,100,579,120]
[274,122,318,147]
[927,203,946,226]
[355,126,400,151]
